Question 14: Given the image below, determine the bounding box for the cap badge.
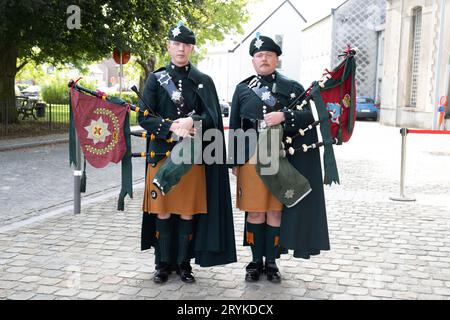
[254,38,264,49]
[172,27,181,37]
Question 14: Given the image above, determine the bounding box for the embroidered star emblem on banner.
[254,38,264,49]
[284,189,295,199]
[261,91,271,101]
[172,27,181,37]
[171,91,182,101]
[85,117,111,144]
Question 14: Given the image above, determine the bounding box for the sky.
[245,0,346,29]
[216,0,347,48]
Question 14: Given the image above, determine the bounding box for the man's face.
[252,51,279,76]
[167,40,194,67]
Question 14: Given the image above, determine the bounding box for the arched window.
[409,7,422,107]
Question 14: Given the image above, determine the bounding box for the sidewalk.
[1,121,450,300]
[0,133,69,151]
[0,126,143,151]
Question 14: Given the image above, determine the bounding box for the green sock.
[177,219,194,264]
[265,224,280,263]
[155,217,172,263]
[246,222,265,263]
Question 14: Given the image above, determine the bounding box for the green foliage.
[0,0,249,106]
[41,77,69,104]
[41,75,97,104]
[107,91,139,106]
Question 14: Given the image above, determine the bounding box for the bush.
[116,92,139,105]
[41,77,99,104]
[100,90,139,106]
[41,77,69,104]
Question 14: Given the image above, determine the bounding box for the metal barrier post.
[390,128,416,202]
[74,133,81,214]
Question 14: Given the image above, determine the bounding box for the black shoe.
[153,264,170,284]
[177,262,195,283]
[245,261,264,282]
[265,261,281,283]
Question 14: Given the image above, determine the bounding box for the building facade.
[381,0,450,129]
[300,0,386,100]
[198,0,307,102]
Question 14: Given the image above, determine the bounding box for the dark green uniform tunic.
[229,71,330,259]
[139,62,237,267]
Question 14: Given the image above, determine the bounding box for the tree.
[0,0,248,123]
[134,0,249,88]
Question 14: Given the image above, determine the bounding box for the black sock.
[246,222,265,263]
[177,219,194,265]
[155,217,172,263]
[265,224,280,263]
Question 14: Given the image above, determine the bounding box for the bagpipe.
[282,45,357,185]
[245,46,357,208]
[70,73,205,202]
[68,79,170,210]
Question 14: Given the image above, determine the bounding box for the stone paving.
[1,121,450,300]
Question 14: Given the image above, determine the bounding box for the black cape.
[230,72,330,259]
[140,63,237,267]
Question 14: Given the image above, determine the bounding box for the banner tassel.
[80,156,87,193]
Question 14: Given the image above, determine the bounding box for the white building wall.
[299,16,333,88]
[381,0,450,128]
[198,2,306,102]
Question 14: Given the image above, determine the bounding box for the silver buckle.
[257,119,267,132]
[157,72,171,86]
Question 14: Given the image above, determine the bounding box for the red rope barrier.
[407,129,450,135]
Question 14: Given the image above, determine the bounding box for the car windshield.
[357,97,374,103]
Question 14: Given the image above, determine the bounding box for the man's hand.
[264,111,285,127]
[171,117,194,138]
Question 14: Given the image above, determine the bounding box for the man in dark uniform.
[139,23,236,284]
[229,35,330,282]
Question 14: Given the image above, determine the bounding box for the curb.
[0,137,69,152]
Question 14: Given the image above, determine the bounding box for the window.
[409,7,422,107]
[275,34,283,69]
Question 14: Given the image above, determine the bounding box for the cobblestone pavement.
[0,128,146,226]
[1,121,450,300]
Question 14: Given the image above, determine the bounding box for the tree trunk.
[0,44,19,124]
[137,55,156,94]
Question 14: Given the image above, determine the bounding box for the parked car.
[356,96,379,121]
[21,85,41,99]
[219,98,230,117]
